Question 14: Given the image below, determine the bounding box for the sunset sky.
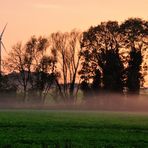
[0,0,148,54]
[0,0,148,86]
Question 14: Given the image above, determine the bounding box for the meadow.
[0,110,148,147]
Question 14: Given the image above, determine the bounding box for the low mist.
[0,92,147,112]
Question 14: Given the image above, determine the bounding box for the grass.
[0,110,148,147]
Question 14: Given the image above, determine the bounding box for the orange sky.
[0,0,148,86]
[0,0,148,52]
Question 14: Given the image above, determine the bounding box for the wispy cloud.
[33,3,61,9]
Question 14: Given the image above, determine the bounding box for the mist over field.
[0,92,147,112]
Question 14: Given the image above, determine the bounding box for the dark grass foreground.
[0,110,148,147]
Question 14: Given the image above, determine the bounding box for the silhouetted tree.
[6,42,31,101]
[5,36,56,102]
[33,56,57,103]
[120,18,148,94]
[50,30,82,102]
[80,21,124,95]
[0,74,17,100]
[3,18,148,105]
[91,69,101,93]
[80,80,90,99]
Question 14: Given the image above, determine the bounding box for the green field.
[0,110,148,147]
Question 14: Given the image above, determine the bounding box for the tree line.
[0,18,148,103]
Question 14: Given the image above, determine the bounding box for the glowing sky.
[0,0,148,52]
[0,0,148,86]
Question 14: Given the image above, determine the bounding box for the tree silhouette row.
[0,18,148,103]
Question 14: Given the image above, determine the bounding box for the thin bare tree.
[50,30,82,102]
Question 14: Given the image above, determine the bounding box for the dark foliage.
[120,18,148,93]
[80,18,148,95]
[80,21,124,95]
[2,18,148,103]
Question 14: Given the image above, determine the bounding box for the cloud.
[33,3,61,9]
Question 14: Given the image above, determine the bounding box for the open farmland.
[0,110,148,147]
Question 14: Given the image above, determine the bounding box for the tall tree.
[80,21,124,95]
[120,18,148,93]
[50,30,82,102]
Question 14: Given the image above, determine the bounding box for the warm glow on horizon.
[0,0,147,52]
[0,0,148,87]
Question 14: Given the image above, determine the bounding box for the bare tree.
[6,42,31,101]
[50,30,82,102]
[5,36,56,102]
